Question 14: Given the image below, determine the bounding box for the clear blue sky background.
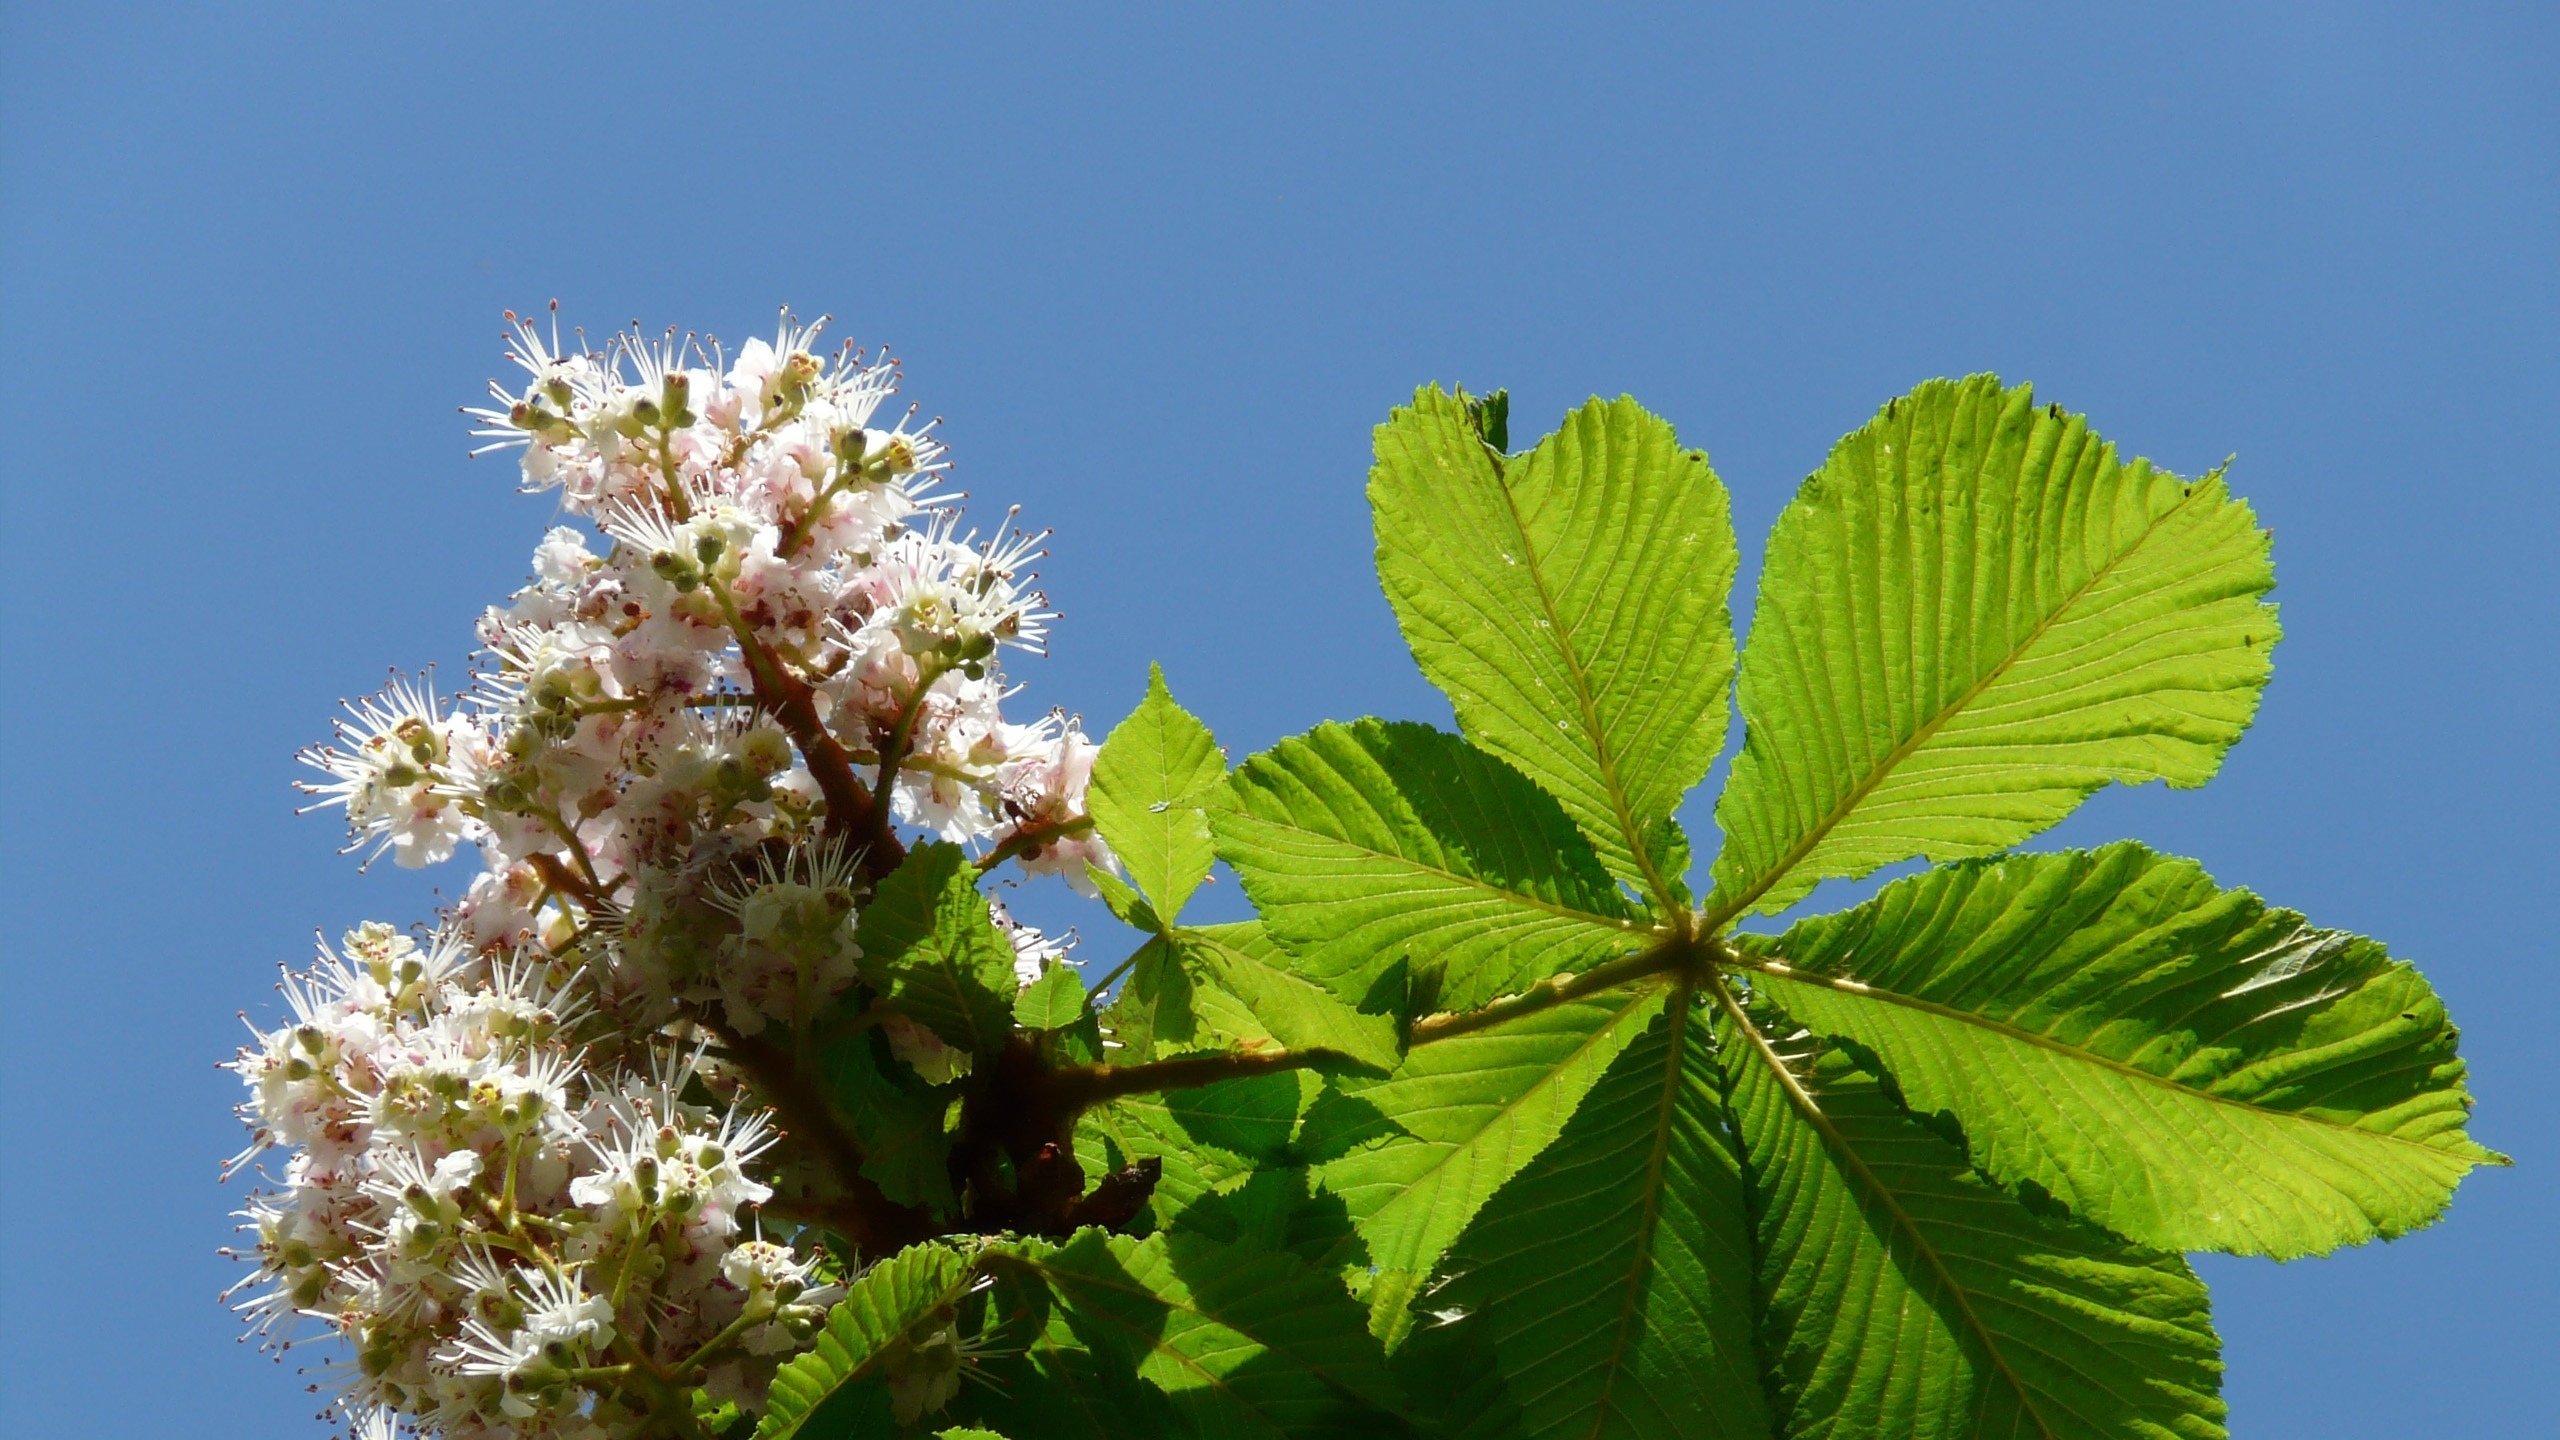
[3,4,2551,1435]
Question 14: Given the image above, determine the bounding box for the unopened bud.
[862,433,920,481]
[739,728,792,774]
[649,550,700,591]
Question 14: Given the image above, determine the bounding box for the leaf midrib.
[1740,957,2471,1164]
[1483,434,1681,912]
[1707,480,2207,926]
[1581,989,1695,1440]
[1710,979,2060,1440]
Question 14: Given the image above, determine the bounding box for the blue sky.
[2,4,2551,1435]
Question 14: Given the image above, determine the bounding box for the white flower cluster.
[227,925,833,1439]
[293,310,1106,1022]
[236,313,1113,1437]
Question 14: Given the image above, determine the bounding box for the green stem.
[1407,932,1708,1046]
[869,662,952,830]
[669,1304,769,1380]
[1049,1044,1343,1106]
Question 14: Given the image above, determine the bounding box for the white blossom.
[241,310,1115,1438]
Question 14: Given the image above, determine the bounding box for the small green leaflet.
[1101,921,1399,1072]
[757,1243,985,1440]
[1013,964,1090,1031]
[1211,718,1650,1015]
[1089,664,1229,923]
[1735,843,2501,1257]
[1175,922,1402,1071]
[1708,376,2279,921]
[856,842,1022,1055]
[1372,388,1737,909]
[820,1027,959,1212]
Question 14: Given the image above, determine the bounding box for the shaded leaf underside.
[1413,997,1769,1440]
[1717,997,2227,1440]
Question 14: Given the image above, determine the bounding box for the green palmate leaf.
[1735,844,2499,1257]
[1090,664,1230,922]
[1372,388,1737,905]
[938,1430,1009,1439]
[757,1242,985,1440]
[1718,1005,2227,1440]
[856,842,1019,1055]
[1012,963,1090,1030]
[1306,989,1660,1283]
[1410,995,1768,1440]
[1708,376,2279,921]
[1212,719,1650,1015]
[984,1229,1409,1438]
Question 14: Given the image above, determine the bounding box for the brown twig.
[715,593,904,881]
[528,851,612,912]
[976,814,1097,873]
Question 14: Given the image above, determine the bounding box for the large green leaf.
[1718,1001,2227,1440]
[984,1229,1409,1438]
[1211,719,1651,1015]
[1090,664,1229,922]
[1371,388,1737,905]
[1409,995,1769,1440]
[757,1242,986,1440]
[1735,844,2499,1257]
[1708,376,2278,921]
[856,842,1019,1055]
[1306,989,1660,1282]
